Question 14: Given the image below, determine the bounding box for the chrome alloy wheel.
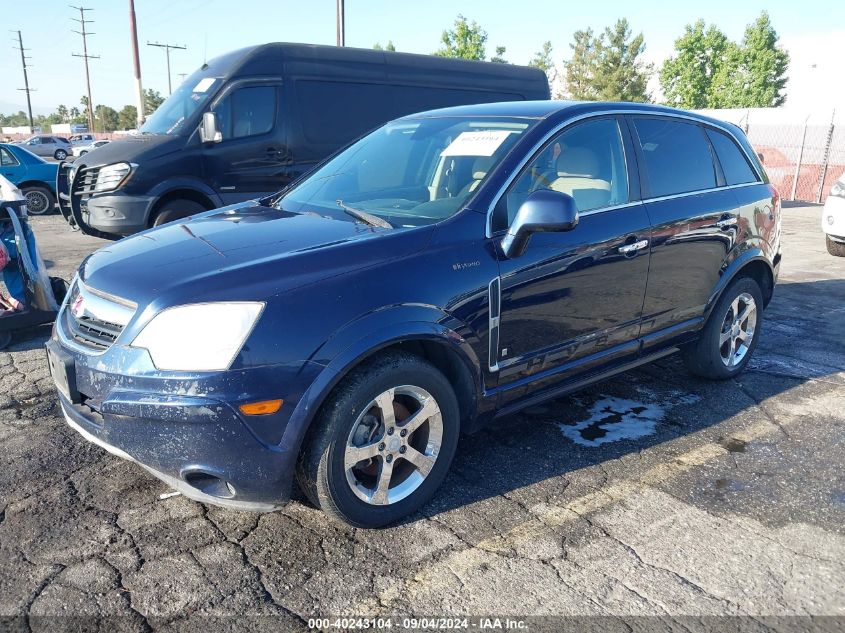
[344,385,443,506]
[719,292,757,367]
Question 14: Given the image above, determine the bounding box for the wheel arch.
[282,318,484,466]
[706,249,775,320]
[148,188,216,226]
[17,180,56,195]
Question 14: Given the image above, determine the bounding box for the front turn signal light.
[239,399,283,416]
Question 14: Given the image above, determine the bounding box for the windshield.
[139,71,221,136]
[277,116,533,227]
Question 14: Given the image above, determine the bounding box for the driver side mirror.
[199,111,222,144]
[500,189,579,259]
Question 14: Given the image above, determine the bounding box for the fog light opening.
[183,470,236,499]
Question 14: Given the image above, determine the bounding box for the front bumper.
[46,329,324,512]
[822,195,845,240]
[57,162,151,238]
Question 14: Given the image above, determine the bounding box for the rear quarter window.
[706,128,759,186]
[632,117,717,198]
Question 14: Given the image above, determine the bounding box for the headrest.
[472,156,495,180]
[556,147,601,178]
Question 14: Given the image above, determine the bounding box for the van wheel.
[22,186,55,215]
[683,276,764,380]
[152,199,207,227]
[296,351,460,528]
[827,236,845,257]
[54,149,68,160]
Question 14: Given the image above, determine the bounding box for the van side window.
[213,85,276,140]
[492,118,629,233]
[632,117,716,197]
[705,128,758,186]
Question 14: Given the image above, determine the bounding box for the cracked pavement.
[0,206,843,630]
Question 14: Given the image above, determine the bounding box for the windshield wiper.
[336,200,393,229]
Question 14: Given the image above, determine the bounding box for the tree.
[118,105,138,130]
[563,20,651,102]
[530,41,558,92]
[373,41,396,51]
[660,20,732,109]
[564,29,599,100]
[69,107,83,124]
[592,19,651,102]
[94,105,120,132]
[56,104,69,123]
[711,11,789,107]
[434,14,487,60]
[144,89,165,114]
[490,45,508,64]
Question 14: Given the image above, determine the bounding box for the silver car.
[17,135,71,160]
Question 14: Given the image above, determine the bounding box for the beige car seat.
[548,147,612,210]
[458,156,496,197]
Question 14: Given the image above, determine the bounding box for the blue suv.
[47,101,781,527]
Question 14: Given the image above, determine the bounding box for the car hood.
[80,203,432,308]
[73,133,182,168]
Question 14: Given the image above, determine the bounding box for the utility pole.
[11,30,35,130]
[70,5,99,134]
[336,0,345,46]
[128,0,145,128]
[147,41,186,95]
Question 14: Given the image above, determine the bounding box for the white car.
[822,175,845,256]
[71,139,110,158]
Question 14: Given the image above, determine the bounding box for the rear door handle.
[618,239,649,254]
[716,216,738,229]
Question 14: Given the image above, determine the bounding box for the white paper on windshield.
[193,78,215,93]
[440,130,513,157]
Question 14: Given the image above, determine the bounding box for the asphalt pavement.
[0,205,842,631]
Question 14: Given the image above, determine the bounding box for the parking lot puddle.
[559,390,701,447]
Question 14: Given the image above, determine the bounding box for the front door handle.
[716,216,738,229]
[618,239,649,254]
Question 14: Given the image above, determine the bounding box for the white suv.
[822,175,845,256]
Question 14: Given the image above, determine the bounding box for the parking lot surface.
[0,206,843,630]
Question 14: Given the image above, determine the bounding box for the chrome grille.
[61,280,136,353]
[71,166,101,196]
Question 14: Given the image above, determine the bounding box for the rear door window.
[632,117,717,198]
[705,128,758,186]
[0,148,20,166]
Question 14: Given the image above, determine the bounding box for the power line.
[70,5,99,134]
[147,41,186,95]
[11,30,35,129]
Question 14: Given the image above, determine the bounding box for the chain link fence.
[695,108,843,204]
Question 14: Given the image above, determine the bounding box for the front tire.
[826,235,845,257]
[151,199,208,227]
[22,186,55,215]
[683,276,764,380]
[53,149,68,160]
[296,351,460,528]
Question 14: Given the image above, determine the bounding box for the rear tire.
[296,351,460,528]
[53,149,68,160]
[151,199,208,227]
[683,276,764,380]
[22,186,55,215]
[826,235,845,257]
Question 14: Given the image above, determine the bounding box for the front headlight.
[831,181,845,199]
[94,162,134,192]
[131,302,264,371]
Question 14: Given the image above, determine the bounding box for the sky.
[0,0,841,116]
